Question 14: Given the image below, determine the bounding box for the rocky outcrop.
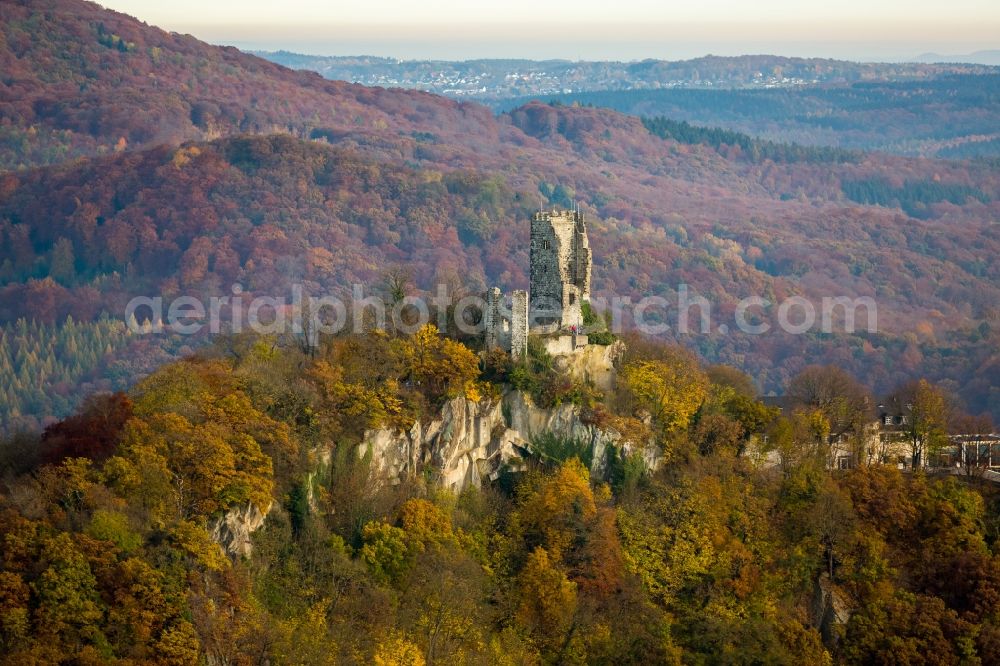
[811,573,853,646]
[505,391,615,479]
[361,388,660,491]
[550,339,625,393]
[212,384,659,557]
[362,395,526,491]
[208,501,271,558]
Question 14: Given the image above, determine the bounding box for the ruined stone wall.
[485,287,526,358]
[529,213,564,328]
[562,284,583,330]
[511,289,528,360]
[572,217,592,299]
[529,210,592,330]
[484,287,507,352]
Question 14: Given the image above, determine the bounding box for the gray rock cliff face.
[811,573,853,646]
[362,394,523,491]
[361,389,660,490]
[210,387,660,557]
[208,501,271,558]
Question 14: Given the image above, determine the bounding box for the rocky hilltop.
[362,387,660,493]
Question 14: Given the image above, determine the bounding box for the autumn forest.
[1,0,1000,663]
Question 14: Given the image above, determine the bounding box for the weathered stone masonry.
[529,209,591,332]
[485,209,593,357]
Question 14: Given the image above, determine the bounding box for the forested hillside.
[0,0,498,171]
[0,326,998,663]
[2,129,998,431]
[0,2,999,662]
[1,0,999,430]
[496,75,1000,157]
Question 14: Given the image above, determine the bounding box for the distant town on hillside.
[256,52,997,99]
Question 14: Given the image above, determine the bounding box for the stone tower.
[484,208,593,359]
[529,209,591,332]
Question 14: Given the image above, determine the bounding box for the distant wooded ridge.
[493,75,1000,158]
[261,51,1000,158]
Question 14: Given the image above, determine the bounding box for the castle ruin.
[484,287,529,359]
[485,209,593,359]
[529,209,592,332]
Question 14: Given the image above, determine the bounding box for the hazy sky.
[99,0,1000,61]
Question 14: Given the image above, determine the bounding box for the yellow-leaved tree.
[103,360,282,524]
[373,632,426,666]
[306,359,407,437]
[619,349,709,434]
[516,458,597,559]
[397,324,482,404]
[516,546,578,657]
